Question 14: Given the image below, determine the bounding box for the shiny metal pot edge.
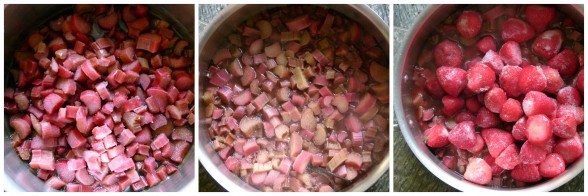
[199,4,389,192]
[393,4,584,192]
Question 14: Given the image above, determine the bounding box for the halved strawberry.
[494,143,520,170]
[499,41,522,66]
[499,65,523,97]
[484,87,507,113]
[551,115,577,139]
[448,121,477,150]
[547,48,579,76]
[539,153,566,178]
[518,65,547,94]
[519,141,548,164]
[481,50,504,74]
[456,10,483,38]
[467,63,496,93]
[522,91,557,117]
[525,114,553,146]
[532,29,563,60]
[481,128,514,158]
[442,96,464,116]
[436,66,467,97]
[541,66,565,94]
[500,98,523,122]
[475,107,501,128]
[501,18,535,43]
[464,158,492,185]
[434,40,463,67]
[553,133,583,164]
[511,164,541,183]
[556,86,581,106]
[525,5,556,33]
[424,124,450,148]
[476,36,497,53]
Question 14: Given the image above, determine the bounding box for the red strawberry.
[436,66,467,97]
[425,78,446,98]
[456,10,483,38]
[556,104,584,125]
[522,91,557,117]
[576,69,584,93]
[484,87,507,113]
[541,66,565,94]
[551,115,577,139]
[500,98,523,122]
[483,154,504,175]
[518,65,547,94]
[547,48,579,76]
[456,111,476,123]
[467,63,496,93]
[481,50,504,74]
[579,51,584,67]
[464,56,482,70]
[519,141,548,164]
[525,114,553,146]
[553,133,583,164]
[539,153,566,178]
[511,164,541,183]
[442,96,464,116]
[424,124,450,148]
[475,107,501,128]
[494,143,520,170]
[532,29,563,60]
[448,121,477,150]
[512,117,527,141]
[476,36,497,53]
[465,97,482,113]
[501,18,536,43]
[464,158,492,185]
[525,5,556,32]
[499,41,522,66]
[434,40,463,67]
[556,86,581,106]
[467,133,485,153]
[499,65,523,97]
[481,128,514,158]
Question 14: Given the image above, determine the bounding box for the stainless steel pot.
[394,4,584,191]
[199,4,389,192]
[3,4,195,192]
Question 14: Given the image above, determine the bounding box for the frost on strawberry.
[541,66,565,94]
[456,10,483,38]
[539,153,566,178]
[481,128,513,158]
[476,36,497,53]
[522,91,557,117]
[436,66,467,97]
[499,65,523,97]
[501,18,535,43]
[499,41,522,66]
[424,124,450,148]
[484,87,507,113]
[434,40,463,68]
[525,114,553,146]
[553,133,583,164]
[500,98,523,122]
[547,48,579,76]
[475,107,501,128]
[448,121,477,150]
[442,96,464,116]
[511,164,541,183]
[466,63,496,93]
[518,66,547,94]
[494,143,520,170]
[556,86,581,106]
[519,141,548,164]
[464,158,492,185]
[532,29,563,60]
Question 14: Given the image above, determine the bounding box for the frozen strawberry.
[436,66,467,97]
[467,63,496,93]
[539,153,566,178]
[499,65,523,97]
[456,10,483,38]
[556,86,581,106]
[441,96,464,116]
[518,65,547,94]
[424,124,450,148]
[499,41,522,66]
[547,48,579,76]
[519,141,548,164]
[577,69,584,93]
[500,98,523,122]
[425,78,446,98]
[525,114,552,146]
[501,18,535,43]
[483,154,504,175]
[476,36,497,53]
[551,115,577,139]
[464,56,482,71]
[434,40,463,68]
[494,143,520,170]
[448,121,477,150]
[525,5,556,32]
[467,134,485,153]
[475,107,501,128]
[484,87,507,113]
[481,128,514,158]
[463,158,492,185]
[522,91,556,117]
[553,133,583,164]
[512,117,527,141]
[511,164,541,183]
[541,66,565,94]
[456,111,476,123]
[556,104,583,125]
[465,97,482,113]
[532,29,563,60]
[481,50,504,74]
